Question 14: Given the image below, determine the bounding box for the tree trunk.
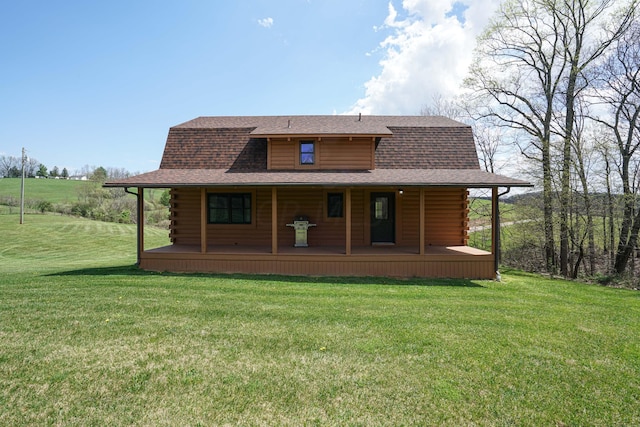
[574,134,596,276]
[614,194,640,274]
[542,138,556,273]
[586,200,596,276]
[560,117,572,277]
[614,155,636,274]
[605,155,615,272]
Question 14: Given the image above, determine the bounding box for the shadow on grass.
[46,264,486,288]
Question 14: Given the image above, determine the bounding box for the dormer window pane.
[300,141,315,164]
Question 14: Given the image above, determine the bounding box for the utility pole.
[20,147,26,224]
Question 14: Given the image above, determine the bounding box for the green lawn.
[0,177,166,205]
[0,177,86,204]
[0,214,638,425]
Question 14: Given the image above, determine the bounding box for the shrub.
[159,189,171,207]
[36,200,53,214]
[71,203,92,217]
[119,210,131,223]
[0,195,18,207]
[146,208,169,225]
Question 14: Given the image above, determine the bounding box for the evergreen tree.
[91,166,108,183]
[36,164,47,178]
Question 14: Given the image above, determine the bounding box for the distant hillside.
[0,177,168,226]
[0,177,165,205]
[0,177,86,204]
[503,191,627,212]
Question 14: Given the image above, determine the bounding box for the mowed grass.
[1,214,639,425]
[0,213,170,272]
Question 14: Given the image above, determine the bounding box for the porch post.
[272,187,278,254]
[137,187,144,265]
[345,188,352,255]
[419,188,425,255]
[492,187,499,273]
[200,188,207,253]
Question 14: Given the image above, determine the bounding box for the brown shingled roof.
[105,168,530,188]
[376,126,479,169]
[160,115,479,171]
[173,115,463,131]
[159,128,266,170]
[106,115,531,188]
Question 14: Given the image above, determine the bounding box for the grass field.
[0,177,86,204]
[0,177,166,205]
[1,213,639,425]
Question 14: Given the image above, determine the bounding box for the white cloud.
[383,3,402,28]
[348,0,501,115]
[257,17,274,28]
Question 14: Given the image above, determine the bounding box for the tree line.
[0,154,71,178]
[0,155,134,181]
[424,0,639,282]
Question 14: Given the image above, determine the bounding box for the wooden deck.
[146,244,488,256]
[140,244,495,279]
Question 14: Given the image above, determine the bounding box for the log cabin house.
[105,115,530,279]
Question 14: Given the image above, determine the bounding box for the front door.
[370,192,395,244]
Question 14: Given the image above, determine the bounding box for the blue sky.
[1,0,499,174]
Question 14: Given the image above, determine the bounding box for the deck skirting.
[139,249,495,279]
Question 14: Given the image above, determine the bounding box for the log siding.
[267,137,374,170]
[169,186,470,251]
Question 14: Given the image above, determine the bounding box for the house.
[105,115,530,279]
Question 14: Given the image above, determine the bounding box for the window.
[300,141,315,164]
[327,192,344,218]
[208,193,251,224]
[374,197,388,220]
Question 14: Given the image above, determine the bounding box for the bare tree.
[420,93,503,173]
[474,126,504,174]
[465,0,637,276]
[591,20,640,275]
[25,157,39,177]
[571,106,597,276]
[0,155,19,178]
[602,143,617,271]
[420,93,464,120]
[106,167,130,180]
[554,0,638,276]
[464,0,567,273]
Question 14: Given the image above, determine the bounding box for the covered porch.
[131,186,502,279]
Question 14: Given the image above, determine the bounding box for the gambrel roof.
[105,115,530,188]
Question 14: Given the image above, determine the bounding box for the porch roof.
[105,168,531,188]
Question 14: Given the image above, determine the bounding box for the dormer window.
[300,141,315,165]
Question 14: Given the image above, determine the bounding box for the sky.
[1,0,501,175]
